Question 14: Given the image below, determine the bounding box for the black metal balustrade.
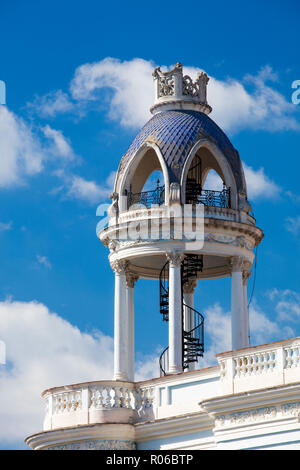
[198,187,230,208]
[127,181,165,208]
[127,182,230,210]
[186,178,231,208]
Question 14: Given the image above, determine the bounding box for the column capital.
[242,269,252,283]
[110,259,129,274]
[183,279,197,294]
[125,271,139,288]
[166,251,184,267]
[230,256,250,273]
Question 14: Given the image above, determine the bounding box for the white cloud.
[0,298,156,449]
[0,299,113,447]
[69,58,300,133]
[70,57,154,128]
[248,301,283,344]
[201,303,231,367]
[266,288,300,323]
[0,106,45,188]
[285,216,300,235]
[66,171,115,204]
[42,125,74,160]
[242,162,280,200]
[0,221,12,232]
[28,90,74,118]
[36,255,52,270]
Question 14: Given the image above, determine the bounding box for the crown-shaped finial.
[151,63,211,115]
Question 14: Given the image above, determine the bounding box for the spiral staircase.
[159,254,204,376]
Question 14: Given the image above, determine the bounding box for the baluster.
[241,357,247,376]
[70,391,76,411]
[286,348,292,368]
[124,388,131,409]
[62,392,68,412]
[90,387,96,408]
[105,386,112,408]
[134,388,142,411]
[296,347,300,367]
[112,387,120,408]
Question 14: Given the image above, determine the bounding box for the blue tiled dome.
[118,110,244,192]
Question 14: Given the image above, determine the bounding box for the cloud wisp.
[0,106,44,188]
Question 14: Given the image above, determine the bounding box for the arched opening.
[128,168,164,208]
[119,146,167,210]
[203,169,225,191]
[183,146,231,208]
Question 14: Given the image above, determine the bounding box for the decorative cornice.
[48,439,136,450]
[215,401,300,429]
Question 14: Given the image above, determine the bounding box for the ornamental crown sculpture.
[151,62,212,115]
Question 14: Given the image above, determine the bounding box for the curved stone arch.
[115,141,170,212]
[180,139,240,209]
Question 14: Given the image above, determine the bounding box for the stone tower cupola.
[99,62,263,381]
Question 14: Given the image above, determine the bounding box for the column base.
[114,373,131,381]
[168,365,182,374]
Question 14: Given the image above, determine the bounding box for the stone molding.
[215,401,300,429]
[48,439,136,450]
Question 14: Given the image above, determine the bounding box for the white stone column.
[243,270,251,346]
[183,279,197,371]
[231,257,249,350]
[112,260,130,381]
[167,252,184,374]
[183,279,196,332]
[125,272,138,382]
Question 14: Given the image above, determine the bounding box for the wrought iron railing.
[198,188,230,208]
[127,184,165,208]
[186,178,230,208]
[127,180,230,210]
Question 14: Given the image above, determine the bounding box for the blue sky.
[0,0,300,448]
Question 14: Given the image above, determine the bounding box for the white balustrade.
[285,343,300,368]
[42,338,300,432]
[217,337,300,394]
[43,381,155,431]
